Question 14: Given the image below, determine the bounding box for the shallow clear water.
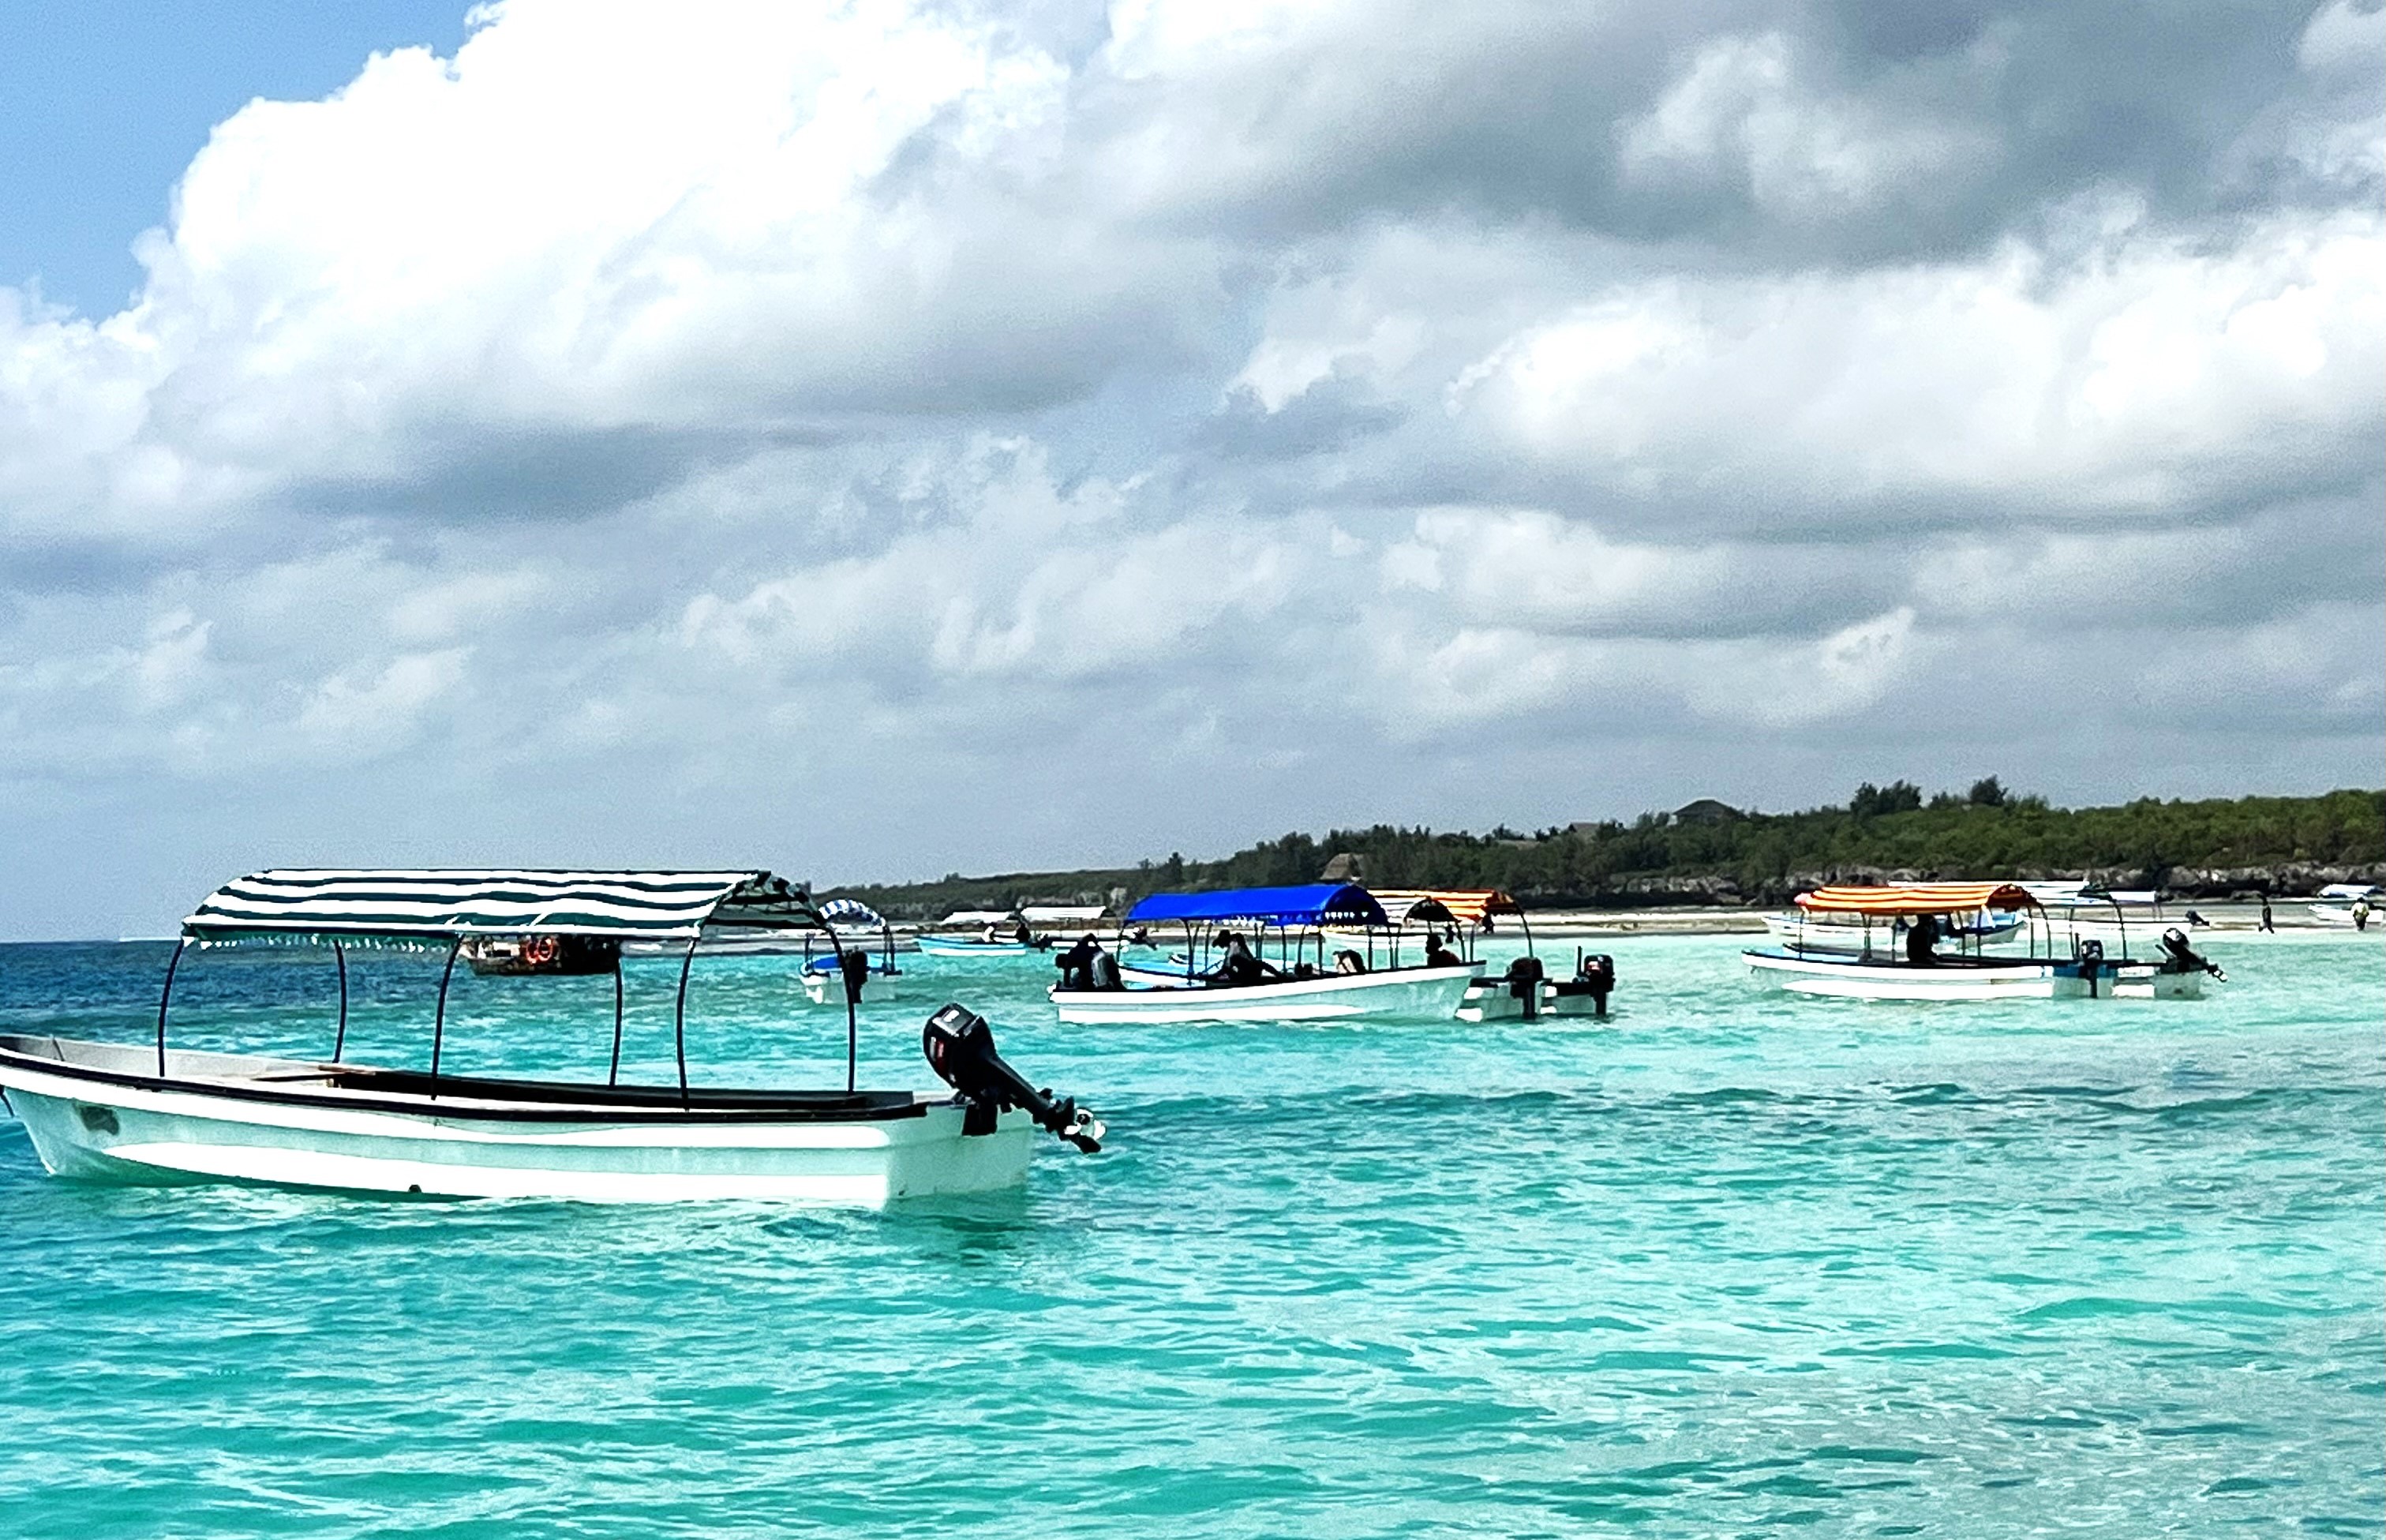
[1,932,2378,1538]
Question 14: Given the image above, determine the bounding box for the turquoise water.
[0,933,2378,1537]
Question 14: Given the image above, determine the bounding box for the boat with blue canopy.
[1050,883,1478,1024]
[0,868,1102,1203]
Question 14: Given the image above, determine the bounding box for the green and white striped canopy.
[183,869,824,942]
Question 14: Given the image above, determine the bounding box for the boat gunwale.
[0,1037,943,1126]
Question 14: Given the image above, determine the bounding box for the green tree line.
[827,786,2385,917]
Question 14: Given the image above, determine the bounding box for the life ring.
[522,935,560,967]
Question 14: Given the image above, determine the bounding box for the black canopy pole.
[608,957,625,1087]
[673,937,697,1109]
[429,937,461,1100]
[153,937,189,1078]
[331,941,349,1062]
[844,982,858,1097]
[818,914,853,1096]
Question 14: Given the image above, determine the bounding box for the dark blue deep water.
[1,932,2378,1537]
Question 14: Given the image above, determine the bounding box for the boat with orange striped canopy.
[1369,890,1616,1021]
[1743,882,2104,1001]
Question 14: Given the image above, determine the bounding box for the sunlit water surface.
[0,932,2378,1538]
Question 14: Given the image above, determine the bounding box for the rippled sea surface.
[0,931,2378,1538]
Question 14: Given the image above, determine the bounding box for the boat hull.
[1743,949,2092,1001]
[799,969,906,1005]
[2111,965,2207,1000]
[1051,965,1477,1024]
[0,1039,1031,1205]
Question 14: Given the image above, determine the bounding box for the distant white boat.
[2308,883,2381,929]
[917,909,1050,957]
[1744,882,2212,1002]
[1051,884,1477,1025]
[798,898,907,1005]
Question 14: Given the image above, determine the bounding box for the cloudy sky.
[2,0,2380,937]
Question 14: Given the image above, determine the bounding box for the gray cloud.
[0,0,2378,936]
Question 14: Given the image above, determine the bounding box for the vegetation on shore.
[826,785,2386,917]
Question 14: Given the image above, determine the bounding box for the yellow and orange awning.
[1795,882,2036,916]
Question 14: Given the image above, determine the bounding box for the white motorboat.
[799,897,906,1005]
[917,909,1050,957]
[1741,881,2206,1002]
[2308,883,2381,929]
[1051,883,1478,1024]
[1360,888,1622,1022]
[0,870,1101,1204]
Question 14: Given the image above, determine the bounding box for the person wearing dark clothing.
[1055,935,1103,991]
[1208,931,1277,987]
[2259,896,2275,933]
[1905,912,1942,967]
[1425,930,1463,969]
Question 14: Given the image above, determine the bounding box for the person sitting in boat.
[982,923,1004,944]
[1010,916,1035,945]
[1425,929,1463,969]
[1055,935,1117,991]
[1333,948,1368,975]
[1207,931,1279,987]
[1905,912,1942,967]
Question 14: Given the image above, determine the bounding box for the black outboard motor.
[1504,954,1545,1020]
[1579,953,1616,1017]
[2159,927,2226,981]
[2078,938,2104,997]
[838,947,871,1006]
[922,1002,1103,1152]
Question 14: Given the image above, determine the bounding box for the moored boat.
[1745,882,2088,1001]
[800,897,906,1004]
[0,869,1101,1204]
[1745,882,2218,1002]
[2308,883,2381,929]
[1051,884,1476,1024]
[462,933,623,976]
[917,910,1050,956]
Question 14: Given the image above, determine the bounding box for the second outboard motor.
[1579,954,1616,1017]
[923,1002,1104,1152]
[2160,927,2226,981]
[2078,938,2104,997]
[1504,954,1545,1021]
[838,947,871,1006]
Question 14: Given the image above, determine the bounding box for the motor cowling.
[922,1002,1103,1152]
[1504,954,1545,998]
[838,947,871,1005]
[2160,927,2225,980]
